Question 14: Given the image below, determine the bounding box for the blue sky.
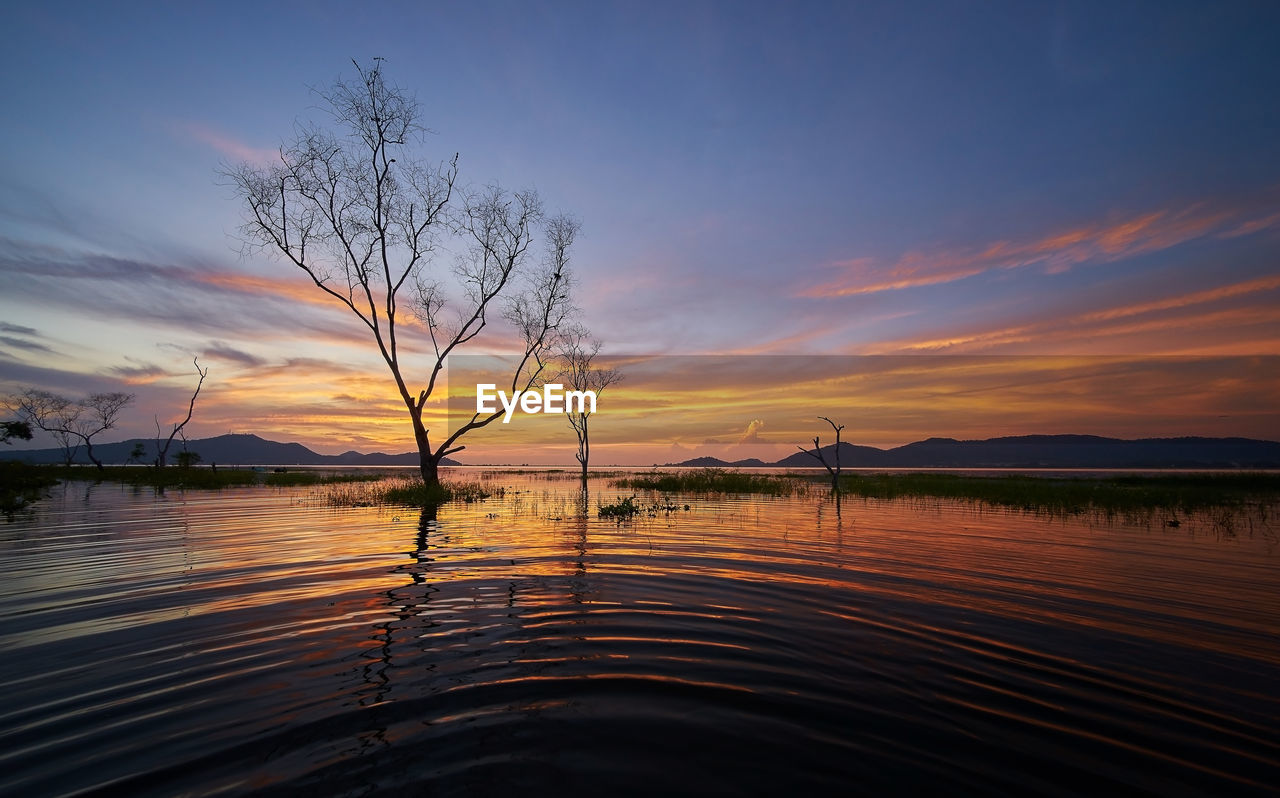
[2,1,1278,454]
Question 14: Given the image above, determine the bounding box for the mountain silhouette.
[0,433,460,467]
[674,435,1280,469]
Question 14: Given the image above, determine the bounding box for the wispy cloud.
[0,240,367,344]
[202,342,266,368]
[0,335,55,353]
[173,121,279,164]
[110,359,180,384]
[801,200,1280,298]
[866,274,1280,355]
[1077,274,1280,323]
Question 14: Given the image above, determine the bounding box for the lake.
[1,472,1278,795]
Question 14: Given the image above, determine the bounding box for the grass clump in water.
[263,471,382,487]
[614,468,804,496]
[43,464,260,489]
[833,472,1280,514]
[597,496,692,520]
[598,496,641,518]
[368,478,498,508]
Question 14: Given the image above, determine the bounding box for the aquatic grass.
[614,468,806,496]
[263,472,383,487]
[322,476,501,508]
[7,464,389,501]
[832,472,1280,514]
[380,480,454,507]
[598,496,641,518]
[43,464,261,489]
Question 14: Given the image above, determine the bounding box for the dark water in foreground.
[1,473,1278,796]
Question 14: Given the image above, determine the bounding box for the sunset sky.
[2,1,1278,463]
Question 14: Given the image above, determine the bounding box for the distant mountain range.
[6,432,1278,470]
[669,435,1280,469]
[0,433,459,467]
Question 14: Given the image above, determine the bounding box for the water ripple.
[1,475,1277,795]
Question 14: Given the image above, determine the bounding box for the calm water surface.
[1,472,1278,796]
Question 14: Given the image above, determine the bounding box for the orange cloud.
[194,270,340,308]
[866,274,1280,355]
[802,201,1278,298]
[191,268,452,355]
[1078,274,1280,323]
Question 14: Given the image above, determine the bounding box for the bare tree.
[798,416,845,492]
[225,60,577,486]
[555,325,622,489]
[14,389,134,469]
[155,358,208,468]
[9,390,77,465]
[79,393,134,469]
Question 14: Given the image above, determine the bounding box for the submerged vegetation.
[5,459,1277,519]
[614,467,1280,516]
[263,471,383,487]
[0,463,385,503]
[0,462,498,512]
[319,476,499,508]
[380,479,496,507]
[598,496,641,518]
[12,463,259,489]
[598,495,692,520]
[614,469,805,496]
[832,472,1280,514]
[36,464,385,490]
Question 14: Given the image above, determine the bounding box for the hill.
[663,456,773,468]
[690,435,1280,469]
[0,433,461,467]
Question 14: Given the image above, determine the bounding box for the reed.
[321,476,501,508]
[614,468,804,496]
[263,472,383,487]
[833,472,1280,513]
[37,464,260,489]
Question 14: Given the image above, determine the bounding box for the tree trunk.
[578,415,590,490]
[420,451,440,486]
[85,441,104,471]
[411,407,440,487]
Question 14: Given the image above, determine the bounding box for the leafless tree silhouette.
[155,358,208,468]
[555,325,622,489]
[798,416,845,491]
[225,60,576,486]
[13,389,133,469]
